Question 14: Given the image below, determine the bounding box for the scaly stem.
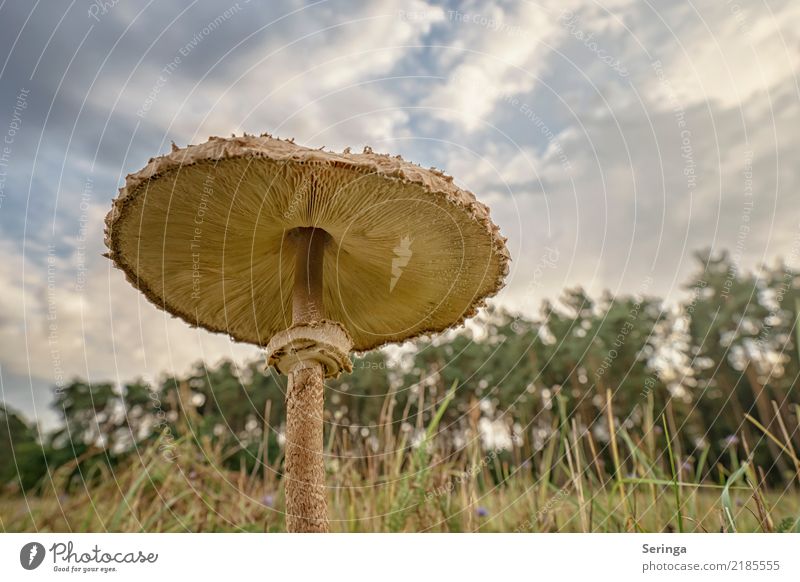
[285,227,328,532]
[285,362,327,532]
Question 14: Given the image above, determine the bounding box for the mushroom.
[104,134,509,532]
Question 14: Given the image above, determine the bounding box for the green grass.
[2,390,799,533]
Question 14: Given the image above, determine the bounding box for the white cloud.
[88,0,445,151]
[419,2,577,131]
[641,0,800,109]
[421,0,800,308]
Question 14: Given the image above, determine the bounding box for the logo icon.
[390,235,413,292]
[20,542,46,570]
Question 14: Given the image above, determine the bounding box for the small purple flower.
[476,506,488,518]
[723,434,740,448]
[188,470,198,480]
[261,494,275,508]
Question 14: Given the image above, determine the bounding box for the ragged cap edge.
[104,134,511,353]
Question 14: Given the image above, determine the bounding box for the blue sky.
[1,0,798,427]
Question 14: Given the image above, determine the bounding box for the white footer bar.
[1,533,798,581]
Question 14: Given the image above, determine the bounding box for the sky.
[0,0,798,428]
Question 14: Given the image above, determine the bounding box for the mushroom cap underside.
[105,135,510,352]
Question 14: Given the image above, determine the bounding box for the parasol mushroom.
[104,134,509,532]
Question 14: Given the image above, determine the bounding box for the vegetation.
[2,250,799,532]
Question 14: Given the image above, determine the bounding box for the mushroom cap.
[105,135,510,352]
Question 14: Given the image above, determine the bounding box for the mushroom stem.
[292,227,327,325]
[285,226,329,532]
[285,362,328,532]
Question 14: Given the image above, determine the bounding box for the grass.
[2,389,799,533]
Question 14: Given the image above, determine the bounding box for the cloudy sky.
[1,0,798,426]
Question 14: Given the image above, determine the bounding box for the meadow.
[3,387,799,533]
